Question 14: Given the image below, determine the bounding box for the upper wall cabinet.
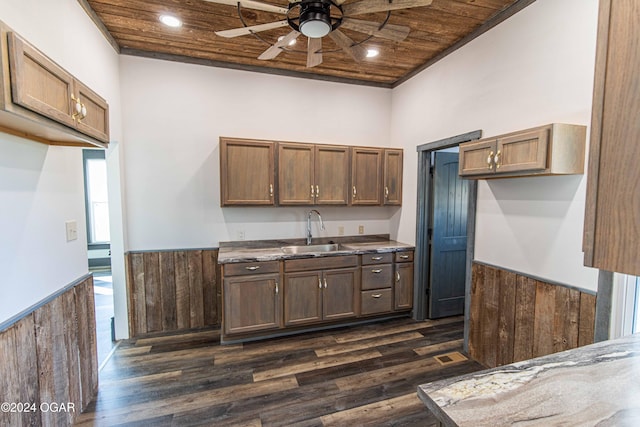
[583,0,640,276]
[383,149,403,205]
[0,21,109,147]
[278,143,350,205]
[458,123,586,179]
[351,147,383,205]
[220,137,275,206]
[220,137,403,207]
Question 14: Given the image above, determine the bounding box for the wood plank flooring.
[75,317,482,426]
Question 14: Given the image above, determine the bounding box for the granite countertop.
[217,234,414,264]
[417,333,640,427]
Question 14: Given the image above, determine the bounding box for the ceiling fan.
[205,0,433,68]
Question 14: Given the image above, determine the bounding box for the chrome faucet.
[306,209,325,245]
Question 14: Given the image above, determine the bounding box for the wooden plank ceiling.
[82,0,531,87]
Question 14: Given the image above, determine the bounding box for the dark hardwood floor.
[75,317,482,426]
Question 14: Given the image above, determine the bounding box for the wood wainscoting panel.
[0,275,97,426]
[126,249,220,338]
[469,262,596,368]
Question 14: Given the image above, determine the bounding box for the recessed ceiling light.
[278,35,297,46]
[366,49,379,58]
[159,15,182,28]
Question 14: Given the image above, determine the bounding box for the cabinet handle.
[324,278,327,289]
[396,271,401,282]
[371,269,382,274]
[400,255,409,259]
[275,281,279,294]
[245,266,261,271]
[319,277,323,289]
[269,184,274,197]
[371,294,382,298]
[495,150,502,169]
[352,186,357,198]
[316,185,319,198]
[371,256,383,261]
[311,184,315,198]
[487,151,494,169]
[71,94,85,121]
[384,186,389,199]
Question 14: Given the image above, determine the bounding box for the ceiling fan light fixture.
[298,1,333,38]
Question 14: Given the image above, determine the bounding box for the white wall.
[0,0,122,323]
[390,0,600,291]
[119,56,393,250]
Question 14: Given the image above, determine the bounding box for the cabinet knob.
[269,184,274,197]
[495,150,502,169]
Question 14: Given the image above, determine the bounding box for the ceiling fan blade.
[342,0,433,16]
[307,37,323,68]
[203,0,288,15]
[341,18,410,42]
[215,20,289,38]
[258,30,301,60]
[328,30,367,62]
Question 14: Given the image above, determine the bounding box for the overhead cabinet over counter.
[0,20,109,147]
[458,123,586,179]
[220,137,403,207]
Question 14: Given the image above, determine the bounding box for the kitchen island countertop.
[417,333,640,427]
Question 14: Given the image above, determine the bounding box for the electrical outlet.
[65,220,78,242]
[237,230,245,240]
[338,226,344,236]
[358,225,365,234]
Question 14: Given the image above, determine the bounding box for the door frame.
[414,130,482,353]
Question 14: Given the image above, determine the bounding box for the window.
[612,273,640,337]
[83,150,110,244]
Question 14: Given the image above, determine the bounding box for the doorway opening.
[82,149,115,367]
[414,130,481,349]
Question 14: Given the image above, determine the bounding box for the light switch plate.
[65,220,78,241]
[358,225,365,234]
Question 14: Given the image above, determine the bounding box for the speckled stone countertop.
[218,234,414,264]
[418,333,640,427]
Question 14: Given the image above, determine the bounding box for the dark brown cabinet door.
[394,262,413,310]
[583,0,640,276]
[351,147,382,205]
[220,138,275,206]
[223,273,281,335]
[284,271,322,326]
[278,142,314,205]
[323,268,359,320]
[383,149,403,205]
[315,144,350,205]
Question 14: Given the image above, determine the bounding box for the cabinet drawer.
[361,289,392,315]
[361,252,393,265]
[285,255,358,272]
[223,261,279,276]
[395,251,414,263]
[361,264,393,290]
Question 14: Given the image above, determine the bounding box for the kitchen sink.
[281,243,342,254]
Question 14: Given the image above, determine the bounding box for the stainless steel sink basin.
[281,243,341,254]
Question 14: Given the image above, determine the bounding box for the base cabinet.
[394,262,414,310]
